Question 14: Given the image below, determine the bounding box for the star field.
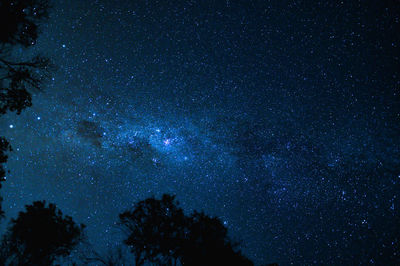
[0,0,399,264]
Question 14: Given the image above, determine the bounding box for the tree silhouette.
[119,194,187,265]
[0,201,85,265]
[181,211,253,266]
[119,194,253,266]
[0,0,50,216]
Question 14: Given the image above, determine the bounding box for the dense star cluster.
[0,0,399,264]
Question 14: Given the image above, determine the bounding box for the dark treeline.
[0,194,270,265]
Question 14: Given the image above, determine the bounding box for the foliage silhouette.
[0,0,50,114]
[119,194,187,265]
[0,201,85,265]
[82,245,130,266]
[0,138,11,218]
[180,211,253,266]
[0,0,50,47]
[0,0,50,217]
[119,194,253,266]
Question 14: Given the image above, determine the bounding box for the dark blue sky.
[1,0,399,264]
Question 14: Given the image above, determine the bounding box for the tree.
[119,194,187,265]
[181,211,253,266]
[0,0,50,216]
[119,194,253,266]
[0,201,85,265]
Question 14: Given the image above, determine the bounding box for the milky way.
[0,1,399,264]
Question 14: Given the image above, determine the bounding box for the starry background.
[1,0,400,264]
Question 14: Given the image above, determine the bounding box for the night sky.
[1,0,400,264]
